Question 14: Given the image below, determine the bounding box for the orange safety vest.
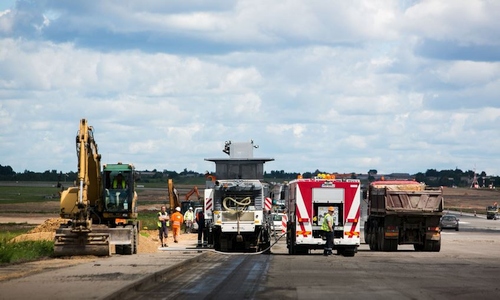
[171,212,184,228]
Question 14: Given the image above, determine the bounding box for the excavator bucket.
[54,229,111,257]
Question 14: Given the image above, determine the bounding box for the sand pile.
[28,218,68,233]
[9,218,67,243]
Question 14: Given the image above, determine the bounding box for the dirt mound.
[10,232,54,243]
[28,218,68,233]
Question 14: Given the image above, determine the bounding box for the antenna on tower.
[470,166,479,189]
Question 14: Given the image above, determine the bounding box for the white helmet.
[175,207,181,212]
[189,207,193,210]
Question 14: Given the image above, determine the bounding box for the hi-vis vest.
[113,178,126,189]
[184,210,194,221]
[322,214,333,232]
[171,212,183,228]
[158,212,168,228]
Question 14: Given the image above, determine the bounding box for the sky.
[1,0,499,176]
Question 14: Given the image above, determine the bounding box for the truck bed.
[369,188,444,215]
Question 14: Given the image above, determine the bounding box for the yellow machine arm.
[168,179,181,210]
[60,119,102,231]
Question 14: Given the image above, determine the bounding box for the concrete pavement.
[0,238,206,300]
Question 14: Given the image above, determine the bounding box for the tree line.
[0,164,498,188]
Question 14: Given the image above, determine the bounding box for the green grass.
[0,186,60,203]
[137,211,159,230]
[0,239,54,264]
[0,224,54,264]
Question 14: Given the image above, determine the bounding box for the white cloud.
[0,1,499,177]
[403,0,500,45]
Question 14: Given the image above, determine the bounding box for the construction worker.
[112,173,126,189]
[171,206,184,243]
[157,206,169,247]
[322,206,335,256]
[184,207,194,233]
[196,209,205,248]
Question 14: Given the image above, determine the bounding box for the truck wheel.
[364,222,370,244]
[370,227,379,251]
[260,242,271,254]
[378,227,385,251]
[432,239,441,252]
[423,239,440,252]
[343,247,356,257]
[414,243,424,251]
[295,246,308,255]
[389,239,398,251]
[287,224,296,255]
[115,245,123,254]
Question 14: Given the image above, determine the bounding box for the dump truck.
[54,119,139,256]
[363,180,443,252]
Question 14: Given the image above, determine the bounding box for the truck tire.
[414,243,424,251]
[295,246,308,255]
[422,239,441,252]
[364,221,370,244]
[370,226,379,251]
[260,241,271,254]
[428,239,441,252]
[342,247,356,257]
[287,224,296,255]
[378,227,385,251]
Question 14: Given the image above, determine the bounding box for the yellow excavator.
[54,119,139,256]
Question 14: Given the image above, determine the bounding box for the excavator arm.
[55,119,110,256]
[168,179,181,211]
[74,119,102,230]
[185,186,202,201]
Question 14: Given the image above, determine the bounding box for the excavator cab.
[102,164,137,218]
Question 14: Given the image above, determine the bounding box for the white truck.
[204,141,274,252]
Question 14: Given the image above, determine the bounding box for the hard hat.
[328,206,335,212]
[189,207,193,210]
[175,207,181,212]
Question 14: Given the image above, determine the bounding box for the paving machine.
[204,141,274,252]
[54,119,139,256]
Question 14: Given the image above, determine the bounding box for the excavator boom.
[168,179,181,210]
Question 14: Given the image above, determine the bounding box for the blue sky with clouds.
[1,0,499,176]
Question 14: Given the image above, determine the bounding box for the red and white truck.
[285,177,361,256]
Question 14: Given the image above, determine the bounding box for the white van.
[271,213,285,231]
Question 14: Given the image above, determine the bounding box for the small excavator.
[54,119,139,256]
